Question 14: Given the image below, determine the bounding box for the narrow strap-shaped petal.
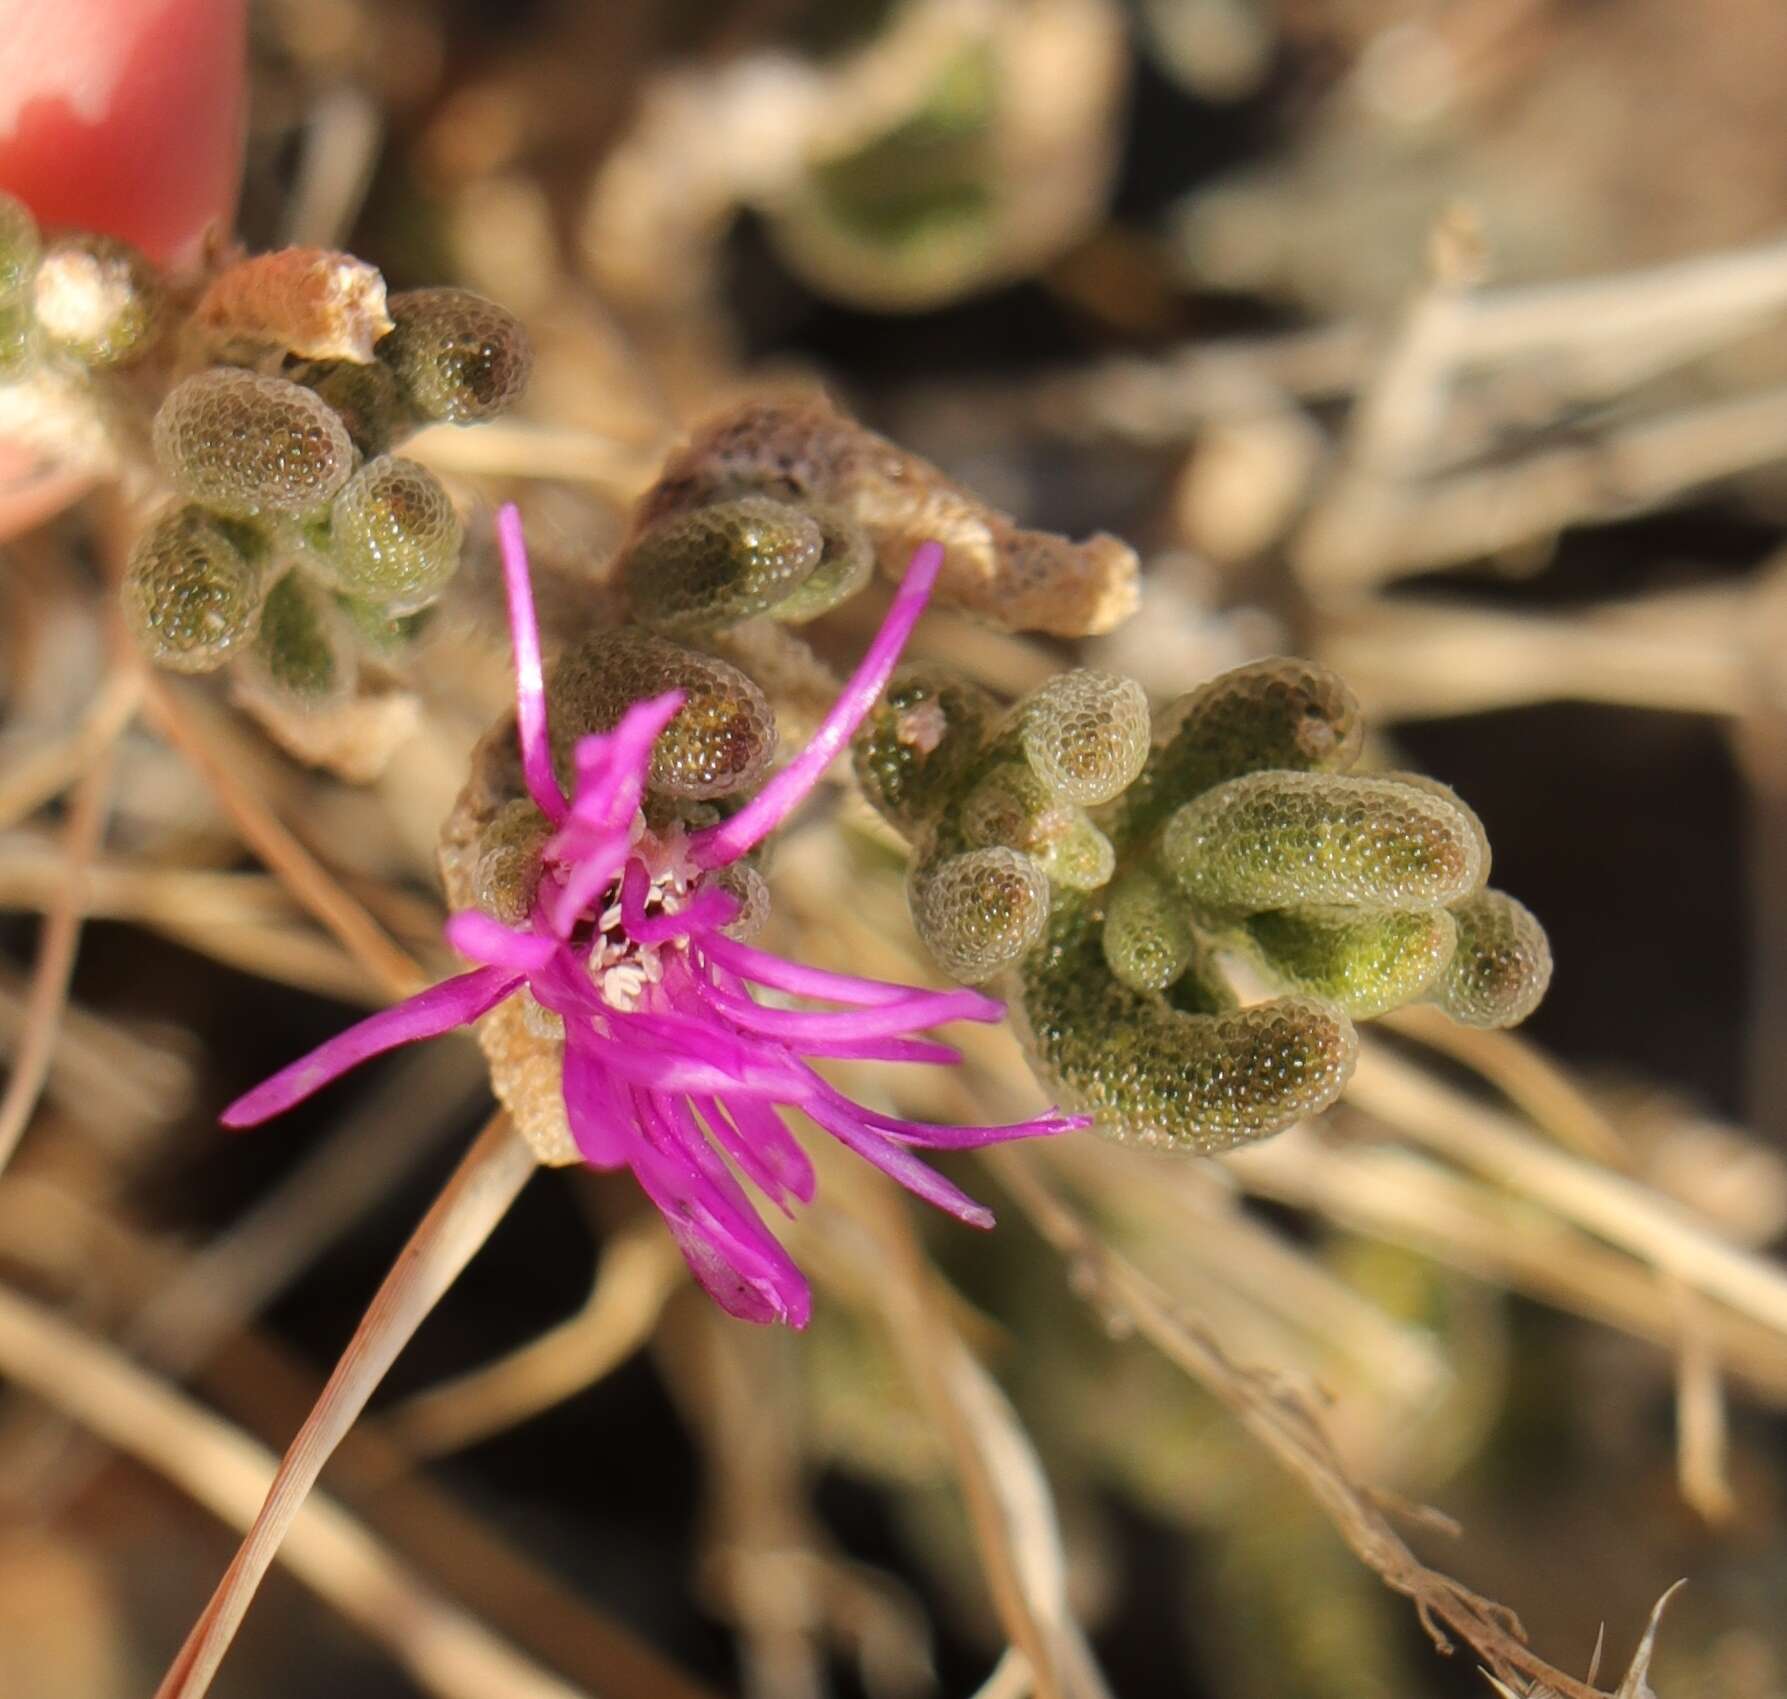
[444,909,560,974]
[697,977,998,1043]
[808,1075,1088,1149]
[796,1090,995,1228]
[694,1094,816,1211]
[619,1007,785,1085]
[495,503,568,825]
[783,1033,963,1064]
[545,831,630,939]
[699,932,1003,1016]
[561,1019,632,1170]
[688,541,945,870]
[220,966,521,1127]
[567,692,684,831]
[629,1089,811,1326]
[580,1030,801,1097]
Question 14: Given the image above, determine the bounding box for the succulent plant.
[854,650,1553,1153]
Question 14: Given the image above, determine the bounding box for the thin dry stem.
[987,1145,1611,1699]
[971,1648,1036,1699]
[1299,386,1787,588]
[0,1169,727,1699]
[1226,1126,1787,1404]
[153,1114,537,1699]
[0,970,191,1142]
[140,669,428,999]
[1348,1041,1787,1341]
[0,846,385,1003]
[0,663,145,833]
[0,1279,593,1699]
[133,1042,487,1375]
[406,418,664,500]
[0,744,118,1176]
[388,1211,682,1458]
[1669,1281,1737,1524]
[837,1168,1113,1699]
[1046,231,1787,443]
[1380,1006,1629,1168]
[281,83,385,251]
[1321,585,1751,721]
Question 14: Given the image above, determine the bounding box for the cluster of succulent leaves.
[119,279,530,701]
[853,655,1553,1154]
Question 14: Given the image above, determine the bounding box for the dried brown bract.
[189,247,395,365]
[631,394,1139,636]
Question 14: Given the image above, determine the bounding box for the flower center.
[557,823,701,1013]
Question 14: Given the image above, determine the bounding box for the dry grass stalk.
[1322,586,1755,721]
[987,1145,1615,1699]
[1380,1007,1629,1168]
[838,1163,1114,1699]
[0,970,191,1140]
[388,1210,683,1458]
[1227,1126,1787,1405]
[0,1279,593,1699]
[1347,1041,1787,1340]
[0,663,144,832]
[0,1170,727,1699]
[152,1114,537,1699]
[139,669,429,999]
[0,744,118,1176]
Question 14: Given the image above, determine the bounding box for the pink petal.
[619,857,736,945]
[444,909,559,974]
[797,1091,995,1228]
[545,831,629,939]
[809,1075,1088,1146]
[219,966,520,1127]
[561,1021,631,1170]
[630,1089,811,1326]
[784,1034,963,1064]
[694,1094,816,1211]
[580,1031,800,1097]
[567,692,684,830]
[688,542,945,870]
[495,504,568,826]
[700,933,1002,1016]
[697,978,999,1043]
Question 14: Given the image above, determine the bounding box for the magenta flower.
[223,505,1085,1325]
